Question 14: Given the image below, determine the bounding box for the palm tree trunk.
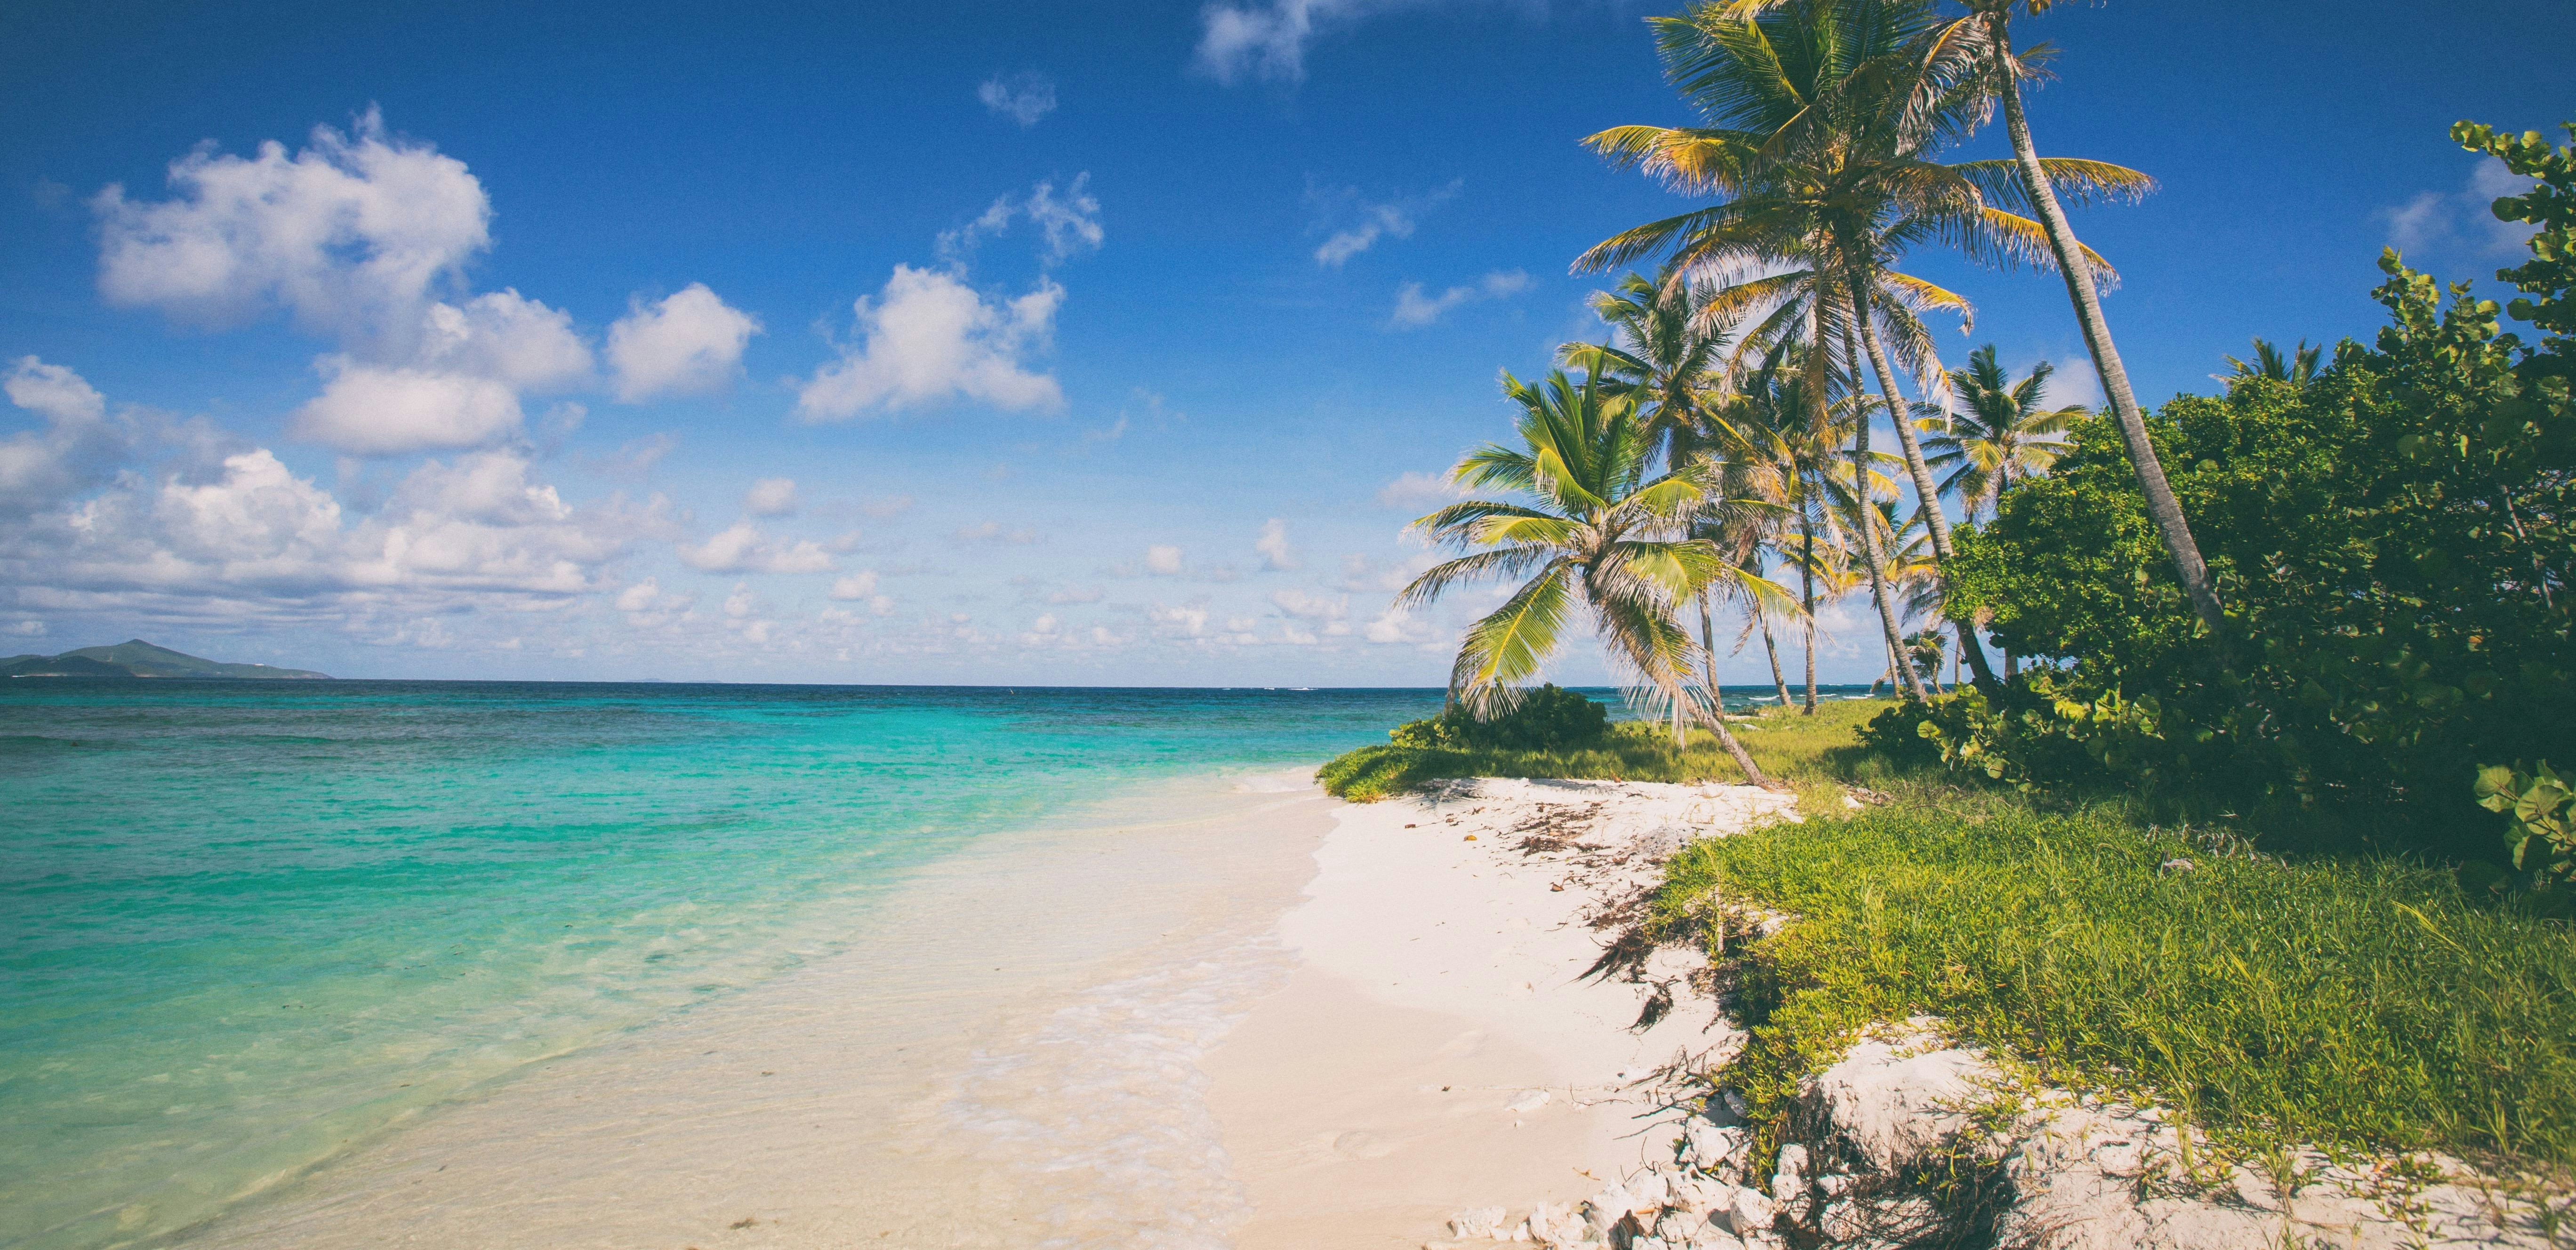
[1846,270,2004,701]
[1759,609,1792,706]
[1840,324,1929,703]
[1688,590,1770,784]
[1800,519,1818,715]
[1984,11,2227,646]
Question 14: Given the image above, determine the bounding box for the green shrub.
[1937,120,2576,868]
[1386,683,1610,751]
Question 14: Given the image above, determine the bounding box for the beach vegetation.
[1395,369,1789,783]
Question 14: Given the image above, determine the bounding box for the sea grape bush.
[1388,683,1611,752]
[2475,761,2576,883]
[1914,120,2576,869]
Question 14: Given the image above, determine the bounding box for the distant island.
[0,639,331,680]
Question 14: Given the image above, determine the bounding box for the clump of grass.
[1317,721,1747,801]
[1315,698,1911,802]
[1655,801,2576,1170]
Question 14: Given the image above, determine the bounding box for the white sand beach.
[181,773,1791,1250]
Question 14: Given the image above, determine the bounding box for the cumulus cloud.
[795,265,1066,420]
[828,570,879,600]
[2383,156,2542,262]
[1364,605,1436,644]
[744,476,799,517]
[1375,468,1459,509]
[1149,602,1209,638]
[92,108,490,347]
[679,520,835,574]
[418,290,592,390]
[2,357,129,518]
[288,358,525,456]
[978,72,1059,127]
[1390,269,1532,329]
[1269,587,1347,620]
[1255,518,1298,569]
[1311,179,1459,267]
[605,283,759,402]
[1146,544,1185,576]
[1195,0,1403,85]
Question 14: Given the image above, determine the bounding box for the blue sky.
[1,0,2567,684]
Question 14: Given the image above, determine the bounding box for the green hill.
[2,640,331,680]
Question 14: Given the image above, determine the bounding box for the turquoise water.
[0,679,1857,1248]
[0,681,1453,1250]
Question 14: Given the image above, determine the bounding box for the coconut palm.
[1558,261,1752,469]
[1577,0,2146,697]
[1917,344,2081,524]
[1397,369,1786,784]
[1927,0,2231,642]
[2217,337,2322,390]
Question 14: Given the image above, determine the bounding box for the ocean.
[0,680,1866,1249]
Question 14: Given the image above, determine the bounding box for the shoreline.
[171,769,1800,1250]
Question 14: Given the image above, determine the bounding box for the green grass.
[1647,771,2576,1177]
[1314,699,1906,803]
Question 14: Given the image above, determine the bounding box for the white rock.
[1804,1041,1986,1172]
[1714,1184,1777,1235]
[1524,1201,1589,1247]
[1665,1176,1726,1214]
[1628,1170,1670,1212]
[1450,1207,1508,1238]
[1681,1121,1750,1176]
[1582,1185,1633,1237]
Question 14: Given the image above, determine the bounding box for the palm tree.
[1577,0,2144,699]
[1932,0,2231,643]
[1918,344,2081,524]
[1558,261,1749,468]
[1397,369,1785,784]
[2217,337,2321,390]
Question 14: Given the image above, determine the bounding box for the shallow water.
[0,682,1436,1250]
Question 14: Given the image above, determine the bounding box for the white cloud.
[679,519,835,574]
[794,265,1066,420]
[1390,269,1532,329]
[829,570,879,600]
[1374,469,1458,509]
[93,109,490,349]
[1146,544,1185,576]
[2383,156,2542,262]
[1364,605,1436,644]
[939,176,1104,269]
[1269,587,1346,619]
[978,72,1059,127]
[2,357,128,517]
[1311,179,1459,267]
[288,359,524,456]
[1149,602,1209,638]
[418,290,591,391]
[605,283,759,402]
[1194,0,1400,85]
[744,476,799,517]
[1255,518,1297,569]
[616,578,661,612]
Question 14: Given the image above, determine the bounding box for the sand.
[182,772,1793,1250]
[1206,777,1796,1248]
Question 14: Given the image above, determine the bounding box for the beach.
[160,765,1794,1249]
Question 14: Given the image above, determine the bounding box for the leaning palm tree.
[1578,0,2144,698]
[1397,369,1785,784]
[1918,344,2081,524]
[1928,0,2231,642]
